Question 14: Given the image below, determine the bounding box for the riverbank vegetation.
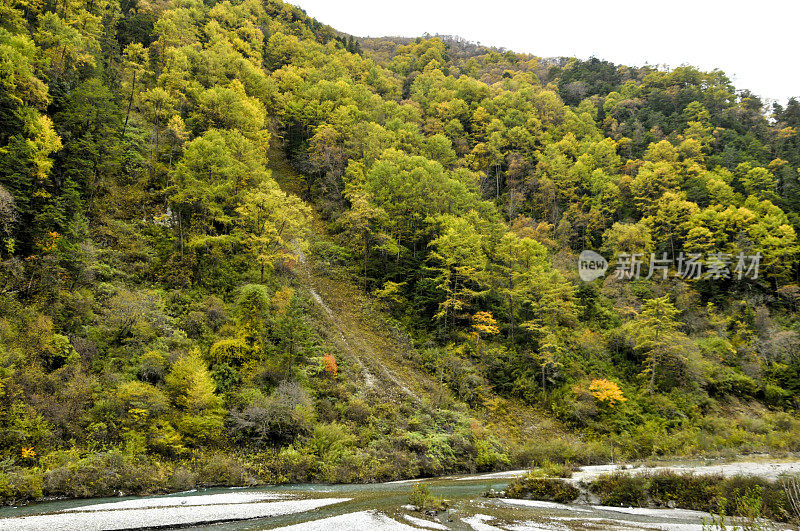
[503,470,798,525]
[589,470,793,524]
[1,0,800,505]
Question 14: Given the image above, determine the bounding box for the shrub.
[167,466,198,491]
[268,446,317,483]
[540,460,575,478]
[402,431,458,476]
[764,384,792,408]
[308,422,355,461]
[782,477,800,524]
[474,438,510,471]
[588,471,793,522]
[719,476,791,522]
[707,368,759,398]
[506,475,580,503]
[0,469,44,504]
[512,437,610,467]
[195,452,251,486]
[228,381,312,447]
[342,398,371,424]
[648,471,719,511]
[43,451,167,498]
[178,414,224,447]
[589,472,649,507]
[409,482,447,512]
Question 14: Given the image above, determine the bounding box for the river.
[1,461,798,530]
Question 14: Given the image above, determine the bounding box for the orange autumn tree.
[322,353,338,376]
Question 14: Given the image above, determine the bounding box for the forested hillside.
[1,0,799,503]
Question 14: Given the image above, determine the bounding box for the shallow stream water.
[1,462,798,530]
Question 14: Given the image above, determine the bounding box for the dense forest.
[1,0,799,503]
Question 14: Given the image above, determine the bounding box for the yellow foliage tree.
[587,378,626,405]
[472,311,499,337]
[472,311,499,356]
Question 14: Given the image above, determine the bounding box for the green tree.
[339,187,394,291]
[519,272,576,393]
[234,178,310,283]
[492,231,548,344]
[629,296,685,393]
[644,191,699,256]
[740,166,777,200]
[169,129,268,258]
[429,213,488,335]
[363,149,480,256]
[165,352,225,446]
[120,42,148,139]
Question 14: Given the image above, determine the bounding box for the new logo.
[578,250,608,281]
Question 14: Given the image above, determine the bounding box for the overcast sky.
[290,0,798,104]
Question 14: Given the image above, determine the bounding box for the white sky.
[290,0,799,104]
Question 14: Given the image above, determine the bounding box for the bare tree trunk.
[149,100,161,181]
[649,353,657,393]
[650,326,660,393]
[508,293,515,344]
[541,364,547,393]
[363,230,368,292]
[495,164,500,199]
[122,71,137,140]
[178,212,184,259]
